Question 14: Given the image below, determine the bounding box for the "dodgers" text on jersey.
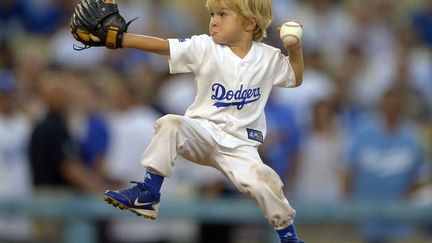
[211,83,261,110]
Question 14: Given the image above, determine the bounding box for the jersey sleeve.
[272,53,296,88]
[168,35,208,74]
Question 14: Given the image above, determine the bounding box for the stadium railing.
[0,195,431,243]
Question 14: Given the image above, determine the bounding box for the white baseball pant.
[140,114,296,229]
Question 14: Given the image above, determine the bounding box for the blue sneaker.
[104,181,160,219]
[281,240,304,243]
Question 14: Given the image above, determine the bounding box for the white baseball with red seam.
[279,21,302,46]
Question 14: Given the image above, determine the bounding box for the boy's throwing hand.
[280,21,303,49]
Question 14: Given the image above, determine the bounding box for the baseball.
[279,21,302,46]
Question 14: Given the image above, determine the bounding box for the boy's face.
[208,3,246,45]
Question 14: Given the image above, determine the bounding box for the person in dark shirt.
[30,110,77,186]
[29,69,104,192]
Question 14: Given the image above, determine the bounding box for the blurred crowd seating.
[0,0,431,242]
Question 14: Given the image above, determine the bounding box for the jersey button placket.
[233,61,246,117]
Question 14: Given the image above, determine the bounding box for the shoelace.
[121,181,148,196]
[130,181,147,190]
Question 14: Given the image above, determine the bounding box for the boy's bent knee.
[233,164,284,198]
[254,164,284,196]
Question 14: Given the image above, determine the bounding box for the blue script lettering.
[211,83,261,110]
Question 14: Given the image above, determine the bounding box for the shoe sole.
[103,195,158,220]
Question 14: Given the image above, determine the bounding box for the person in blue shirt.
[412,0,432,47]
[344,86,427,243]
[261,96,300,182]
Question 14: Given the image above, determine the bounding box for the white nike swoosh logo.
[134,198,156,207]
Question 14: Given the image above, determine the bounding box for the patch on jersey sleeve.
[246,128,263,143]
[178,38,188,42]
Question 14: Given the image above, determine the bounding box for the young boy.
[73,0,304,242]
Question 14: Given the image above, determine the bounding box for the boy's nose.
[210,18,218,26]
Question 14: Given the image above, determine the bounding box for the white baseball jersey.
[168,34,296,148]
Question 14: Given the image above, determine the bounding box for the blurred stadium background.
[0,0,431,242]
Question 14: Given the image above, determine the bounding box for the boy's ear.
[244,17,257,32]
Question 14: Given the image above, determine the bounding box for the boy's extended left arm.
[122,34,170,55]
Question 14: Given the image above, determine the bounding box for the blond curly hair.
[206,0,273,42]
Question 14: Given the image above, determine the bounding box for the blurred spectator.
[344,0,403,110]
[386,28,432,161]
[349,0,398,72]
[29,68,105,193]
[344,86,428,243]
[392,55,430,126]
[0,70,32,242]
[332,74,363,137]
[260,95,300,182]
[394,25,432,107]
[70,74,110,177]
[331,43,369,135]
[0,0,25,41]
[412,0,432,46]
[291,98,346,201]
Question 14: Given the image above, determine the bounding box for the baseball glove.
[70,0,135,50]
